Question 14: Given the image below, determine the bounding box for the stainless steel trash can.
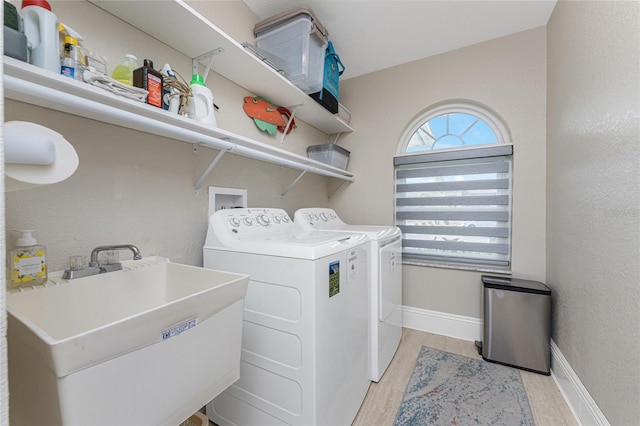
[477,275,551,375]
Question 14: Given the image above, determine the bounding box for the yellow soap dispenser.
[8,230,48,290]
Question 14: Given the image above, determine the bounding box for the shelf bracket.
[281,170,307,197]
[330,132,342,145]
[192,47,225,84]
[280,104,303,146]
[328,179,350,199]
[194,149,226,191]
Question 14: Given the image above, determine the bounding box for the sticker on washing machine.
[329,260,340,297]
[348,250,358,282]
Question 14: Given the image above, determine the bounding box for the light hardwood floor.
[353,328,578,426]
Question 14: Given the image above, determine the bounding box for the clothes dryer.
[294,208,402,382]
[203,208,370,426]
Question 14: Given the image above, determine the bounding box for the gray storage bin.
[477,275,551,375]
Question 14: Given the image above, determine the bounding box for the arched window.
[394,101,513,270]
[398,101,511,153]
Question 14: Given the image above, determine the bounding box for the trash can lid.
[481,275,551,295]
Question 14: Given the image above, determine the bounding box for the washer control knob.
[229,217,241,227]
[243,217,253,226]
[281,215,290,223]
[320,213,328,221]
[273,215,282,224]
[257,214,270,226]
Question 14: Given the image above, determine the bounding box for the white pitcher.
[22,0,60,74]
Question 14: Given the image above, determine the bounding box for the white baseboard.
[401,305,609,426]
[401,305,482,342]
[550,340,610,426]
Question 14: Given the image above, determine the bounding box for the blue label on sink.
[162,318,197,340]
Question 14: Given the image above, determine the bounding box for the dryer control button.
[257,214,270,226]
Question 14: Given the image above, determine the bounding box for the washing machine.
[294,208,402,382]
[203,208,371,426]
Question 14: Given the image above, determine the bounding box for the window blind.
[394,145,513,268]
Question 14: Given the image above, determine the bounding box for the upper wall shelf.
[88,0,353,135]
[3,57,354,187]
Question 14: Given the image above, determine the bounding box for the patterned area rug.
[394,346,534,425]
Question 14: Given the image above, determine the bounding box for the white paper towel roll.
[5,124,56,165]
[4,121,79,192]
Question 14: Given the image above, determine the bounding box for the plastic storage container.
[4,1,28,62]
[255,8,327,94]
[477,275,551,375]
[307,143,350,170]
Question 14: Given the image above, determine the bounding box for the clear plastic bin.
[256,13,327,94]
[307,143,350,170]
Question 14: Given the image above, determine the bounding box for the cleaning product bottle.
[58,22,86,80]
[60,35,83,81]
[8,230,47,290]
[133,59,163,108]
[187,73,217,126]
[21,0,59,73]
[112,54,138,86]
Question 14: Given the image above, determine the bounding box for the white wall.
[333,27,547,318]
[4,0,334,272]
[546,1,640,423]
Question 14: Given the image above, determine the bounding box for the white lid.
[15,230,37,246]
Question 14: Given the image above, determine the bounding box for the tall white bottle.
[21,0,60,73]
[187,74,217,127]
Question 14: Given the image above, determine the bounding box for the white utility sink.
[7,256,249,426]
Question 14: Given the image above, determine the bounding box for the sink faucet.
[63,244,142,280]
[89,244,142,267]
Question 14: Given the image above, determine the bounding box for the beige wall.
[5,2,638,424]
[4,0,332,272]
[333,28,547,318]
[547,1,640,423]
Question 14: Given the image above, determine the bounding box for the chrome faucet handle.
[90,244,142,266]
